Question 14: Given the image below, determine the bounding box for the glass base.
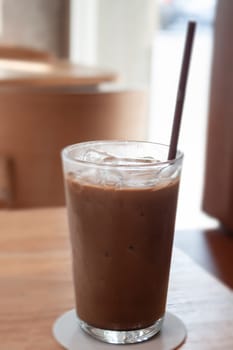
[79,317,164,344]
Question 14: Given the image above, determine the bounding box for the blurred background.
[0,0,217,230]
[1,0,233,290]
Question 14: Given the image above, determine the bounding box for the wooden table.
[0,60,118,87]
[1,208,233,350]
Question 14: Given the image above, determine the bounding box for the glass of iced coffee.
[62,140,183,344]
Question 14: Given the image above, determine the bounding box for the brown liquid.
[66,174,179,331]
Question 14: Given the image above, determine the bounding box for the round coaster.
[53,310,186,350]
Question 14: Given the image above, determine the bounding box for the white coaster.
[53,310,186,350]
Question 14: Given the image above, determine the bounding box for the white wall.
[70,0,157,85]
[70,0,97,65]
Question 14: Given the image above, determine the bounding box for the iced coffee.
[62,141,183,344]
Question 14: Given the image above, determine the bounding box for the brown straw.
[168,21,196,160]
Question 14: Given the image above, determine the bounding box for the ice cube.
[82,149,111,163]
[82,149,160,166]
[98,169,123,187]
[102,156,159,166]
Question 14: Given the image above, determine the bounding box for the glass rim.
[61,140,183,170]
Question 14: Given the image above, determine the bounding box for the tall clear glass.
[62,140,183,344]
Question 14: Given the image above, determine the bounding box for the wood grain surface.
[0,208,233,349]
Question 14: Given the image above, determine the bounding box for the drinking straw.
[168,21,196,160]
